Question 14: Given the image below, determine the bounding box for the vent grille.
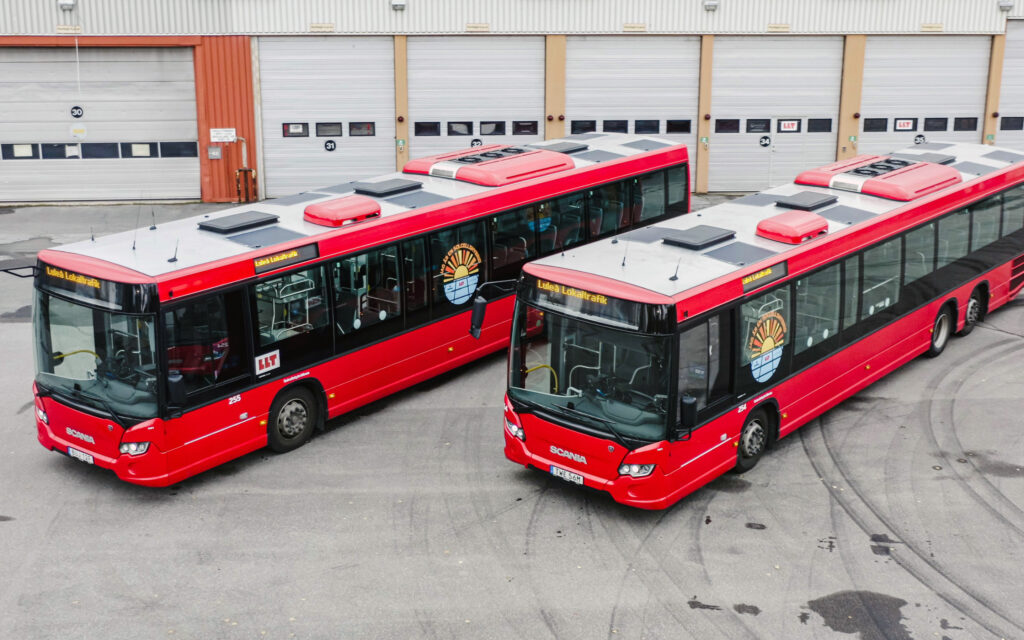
[1011,253,1024,291]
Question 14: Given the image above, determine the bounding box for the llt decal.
[256,350,281,375]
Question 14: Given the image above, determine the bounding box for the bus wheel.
[734,409,769,473]
[958,289,984,336]
[268,387,317,453]
[925,305,953,358]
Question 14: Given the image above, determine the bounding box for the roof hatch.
[304,195,381,227]
[352,178,422,198]
[661,225,735,250]
[403,146,574,187]
[796,155,962,201]
[757,210,829,244]
[198,210,279,234]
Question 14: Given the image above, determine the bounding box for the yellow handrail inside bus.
[525,364,558,393]
[53,349,101,361]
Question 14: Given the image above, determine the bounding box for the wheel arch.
[747,398,781,448]
[271,378,328,431]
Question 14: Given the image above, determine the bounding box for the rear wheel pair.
[926,289,984,358]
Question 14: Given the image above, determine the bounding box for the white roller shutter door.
[859,36,990,155]
[407,36,544,158]
[708,36,843,192]
[566,36,699,190]
[998,22,1024,152]
[258,37,396,197]
[0,47,199,202]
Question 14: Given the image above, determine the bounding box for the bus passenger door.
[664,311,737,483]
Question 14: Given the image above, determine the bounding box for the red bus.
[11,134,690,486]
[486,141,1024,509]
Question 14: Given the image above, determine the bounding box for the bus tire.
[267,386,317,453]
[958,288,984,336]
[734,409,769,474]
[925,304,953,358]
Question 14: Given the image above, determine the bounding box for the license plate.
[550,465,583,485]
[67,446,94,465]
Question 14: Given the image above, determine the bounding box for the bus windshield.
[34,290,159,420]
[508,301,673,444]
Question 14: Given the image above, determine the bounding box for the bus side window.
[164,289,248,401]
[794,264,841,357]
[491,207,536,280]
[429,220,487,319]
[678,322,709,411]
[587,181,628,238]
[970,195,1002,251]
[252,266,330,373]
[666,164,689,216]
[903,223,936,285]
[402,237,430,328]
[332,247,402,351]
[633,170,667,225]
[548,191,585,252]
[841,256,860,330]
[1002,185,1024,236]
[937,209,970,268]
[860,237,901,320]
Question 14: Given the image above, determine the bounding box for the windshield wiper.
[70,385,126,429]
[546,402,630,449]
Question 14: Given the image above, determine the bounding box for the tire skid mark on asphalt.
[801,416,1024,639]
[923,335,1024,536]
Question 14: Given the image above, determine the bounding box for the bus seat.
[539,224,558,252]
[558,214,582,248]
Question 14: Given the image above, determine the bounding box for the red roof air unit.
[756,210,829,244]
[304,195,381,227]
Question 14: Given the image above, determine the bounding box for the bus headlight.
[505,417,525,441]
[618,463,655,478]
[119,442,150,456]
[36,407,49,425]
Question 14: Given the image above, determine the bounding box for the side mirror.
[468,295,487,339]
[167,370,187,408]
[676,394,697,441]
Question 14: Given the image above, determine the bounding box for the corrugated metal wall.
[2,0,1010,36]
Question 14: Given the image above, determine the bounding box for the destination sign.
[536,279,608,306]
[253,243,319,274]
[528,278,657,330]
[38,262,157,313]
[44,265,101,290]
[741,262,788,292]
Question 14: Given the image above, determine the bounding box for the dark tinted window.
[491,207,537,281]
[863,118,887,132]
[746,119,770,133]
[254,266,331,371]
[414,122,441,136]
[603,120,628,133]
[666,165,689,216]
[635,120,659,134]
[571,120,597,134]
[402,237,431,328]
[349,122,375,136]
[448,121,472,136]
[861,238,901,320]
[937,209,970,268]
[547,191,586,251]
[41,144,77,159]
[82,143,120,159]
[1000,116,1024,131]
[316,122,343,136]
[954,117,978,132]
[1003,185,1024,235]
[808,118,832,133]
[513,121,538,135]
[970,195,1002,251]
[480,121,505,136]
[160,142,198,158]
[794,264,840,356]
[924,118,948,132]
[903,223,935,284]
[587,181,628,238]
[715,119,740,133]
[634,171,667,224]
[666,119,691,134]
[333,246,403,351]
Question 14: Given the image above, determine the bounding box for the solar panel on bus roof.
[622,139,673,151]
[574,150,624,163]
[733,193,779,207]
[703,241,778,266]
[531,141,589,154]
[891,152,955,165]
[661,225,735,250]
[385,191,451,209]
[817,205,877,225]
[620,226,674,244]
[914,142,954,150]
[983,150,1024,164]
[353,178,422,197]
[773,191,838,211]
[319,182,356,194]
[952,161,1001,176]
[567,133,606,140]
[228,226,307,249]
[197,210,279,234]
[266,192,329,206]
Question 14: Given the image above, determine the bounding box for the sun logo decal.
[747,310,787,383]
[441,242,481,305]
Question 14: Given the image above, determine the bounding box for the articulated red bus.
[11,134,689,486]
[490,141,1024,509]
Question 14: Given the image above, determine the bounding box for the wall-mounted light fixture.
[58,0,76,10]
[391,0,406,10]
[703,0,720,11]
[999,0,1014,11]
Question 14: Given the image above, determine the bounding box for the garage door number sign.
[70,106,84,119]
